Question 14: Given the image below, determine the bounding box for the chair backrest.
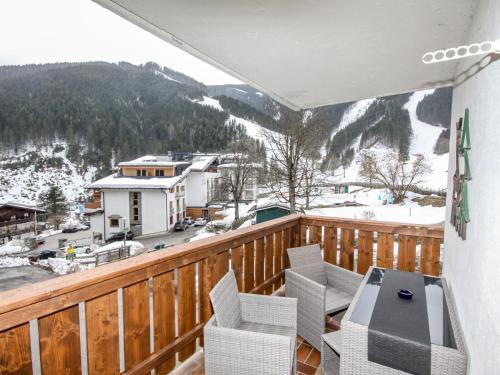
[209,270,242,329]
[287,244,327,285]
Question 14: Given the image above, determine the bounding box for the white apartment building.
[86,155,189,240]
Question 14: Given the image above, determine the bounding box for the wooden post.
[358,230,374,275]
[339,229,355,271]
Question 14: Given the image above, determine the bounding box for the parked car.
[29,250,57,262]
[183,217,195,226]
[62,226,78,233]
[174,221,188,231]
[194,218,207,227]
[76,223,90,231]
[106,231,134,243]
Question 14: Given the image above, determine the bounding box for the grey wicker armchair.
[204,270,298,375]
[285,244,362,350]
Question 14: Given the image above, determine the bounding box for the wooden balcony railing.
[0,214,443,375]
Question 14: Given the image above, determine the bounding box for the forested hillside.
[0,62,243,178]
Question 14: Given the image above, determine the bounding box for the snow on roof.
[0,201,45,212]
[88,173,184,190]
[118,155,191,167]
[187,155,218,172]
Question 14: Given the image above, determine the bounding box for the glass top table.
[349,267,456,348]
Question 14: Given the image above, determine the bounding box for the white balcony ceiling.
[93,0,477,109]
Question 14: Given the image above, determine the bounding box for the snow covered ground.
[0,141,96,204]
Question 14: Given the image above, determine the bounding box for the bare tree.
[300,150,321,209]
[359,150,432,203]
[219,138,258,221]
[264,111,319,212]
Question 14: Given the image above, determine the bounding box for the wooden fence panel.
[123,281,150,370]
[153,272,176,374]
[86,292,120,375]
[39,305,81,375]
[324,226,337,265]
[358,231,374,275]
[0,323,32,375]
[178,263,197,361]
[243,241,255,292]
[300,224,307,246]
[340,229,355,271]
[255,238,265,286]
[397,235,417,272]
[420,237,441,276]
[377,233,394,269]
[231,245,244,291]
[283,228,291,269]
[310,225,319,244]
[264,234,274,294]
[274,231,283,288]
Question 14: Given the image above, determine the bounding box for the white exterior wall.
[102,190,130,238]
[89,212,104,238]
[141,190,167,236]
[186,172,206,207]
[443,0,500,373]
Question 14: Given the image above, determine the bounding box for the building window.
[169,188,174,193]
[133,208,139,221]
[176,199,180,211]
[155,169,164,176]
[133,192,139,199]
[176,186,180,193]
[136,169,147,176]
[110,219,119,227]
[169,216,173,225]
[181,185,185,191]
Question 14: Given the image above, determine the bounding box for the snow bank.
[0,240,27,256]
[95,240,144,256]
[43,258,80,275]
[0,256,30,268]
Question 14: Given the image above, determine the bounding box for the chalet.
[0,202,45,239]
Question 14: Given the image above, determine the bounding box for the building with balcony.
[0,202,45,239]
[1,0,499,374]
[86,155,189,239]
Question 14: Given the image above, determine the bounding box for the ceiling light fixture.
[422,39,500,64]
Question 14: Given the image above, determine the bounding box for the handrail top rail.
[0,214,301,315]
[0,214,443,316]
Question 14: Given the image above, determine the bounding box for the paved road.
[0,265,55,293]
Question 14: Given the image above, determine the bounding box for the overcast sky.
[0,0,241,85]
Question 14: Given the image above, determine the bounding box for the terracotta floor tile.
[305,349,321,368]
[297,361,318,375]
[297,342,313,362]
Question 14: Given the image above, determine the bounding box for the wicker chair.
[204,270,298,375]
[285,244,362,350]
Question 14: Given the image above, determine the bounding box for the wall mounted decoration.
[450,109,471,240]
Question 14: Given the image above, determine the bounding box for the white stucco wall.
[186,172,206,207]
[141,190,168,236]
[89,212,104,238]
[102,190,130,238]
[443,0,500,373]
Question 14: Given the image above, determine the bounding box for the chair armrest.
[324,262,363,296]
[285,269,326,318]
[204,316,295,374]
[240,293,297,328]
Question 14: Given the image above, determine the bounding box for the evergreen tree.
[38,184,68,229]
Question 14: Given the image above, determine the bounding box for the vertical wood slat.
[39,305,81,375]
[397,235,417,272]
[178,263,197,362]
[358,231,374,275]
[243,241,255,292]
[199,256,216,346]
[215,251,230,284]
[86,292,120,375]
[264,234,274,294]
[323,226,337,265]
[153,272,176,374]
[420,237,441,276]
[0,323,32,375]
[377,233,394,269]
[255,238,265,287]
[283,228,291,269]
[292,224,300,248]
[231,245,244,291]
[309,225,319,244]
[274,231,283,288]
[317,225,323,246]
[339,228,355,271]
[123,281,150,370]
[300,224,307,246]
